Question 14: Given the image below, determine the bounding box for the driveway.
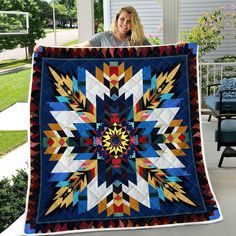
[0,29,79,60]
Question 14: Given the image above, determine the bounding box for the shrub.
[145,33,161,45]
[97,23,104,33]
[214,55,236,63]
[0,169,28,233]
[182,4,236,61]
[182,9,225,60]
[214,55,236,79]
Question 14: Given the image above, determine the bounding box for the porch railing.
[199,62,236,108]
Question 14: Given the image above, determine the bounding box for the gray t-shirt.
[89,31,151,47]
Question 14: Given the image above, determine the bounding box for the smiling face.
[111,6,145,45]
[116,10,132,37]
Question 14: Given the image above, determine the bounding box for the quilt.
[25,44,222,234]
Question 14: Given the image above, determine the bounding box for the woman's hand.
[176,41,186,47]
[34,45,41,52]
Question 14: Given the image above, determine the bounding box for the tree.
[0,0,45,56]
[56,0,77,27]
[55,3,68,27]
[94,0,103,24]
[0,13,26,33]
[37,0,53,28]
[63,0,77,27]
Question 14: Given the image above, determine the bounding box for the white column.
[103,0,111,31]
[52,0,57,45]
[163,0,181,44]
[77,0,94,43]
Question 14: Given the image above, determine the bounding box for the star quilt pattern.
[25,44,222,234]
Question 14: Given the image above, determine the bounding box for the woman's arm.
[74,41,92,47]
[74,32,105,47]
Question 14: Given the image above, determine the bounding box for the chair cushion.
[215,119,236,144]
[205,95,236,112]
[216,78,236,98]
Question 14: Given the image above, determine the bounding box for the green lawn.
[62,39,78,46]
[0,69,31,111]
[44,28,54,33]
[0,58,31,70]
[0,39,77,156]
[0,130,27,156]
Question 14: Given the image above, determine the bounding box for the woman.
[78,6,150,47]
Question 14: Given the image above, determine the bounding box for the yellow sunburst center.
[102,123,130,159]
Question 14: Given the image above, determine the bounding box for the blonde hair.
[111,6,146,46]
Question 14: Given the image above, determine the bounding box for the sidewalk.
[0,102,30,180]
[0,64,31,75]
[0,102,29,130]
[0,29,78,60]
[0,142,29,180]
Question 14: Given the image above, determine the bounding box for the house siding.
[109,0,163,39]
[108,0,236,62]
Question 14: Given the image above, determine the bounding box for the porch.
[1,0,236,234]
